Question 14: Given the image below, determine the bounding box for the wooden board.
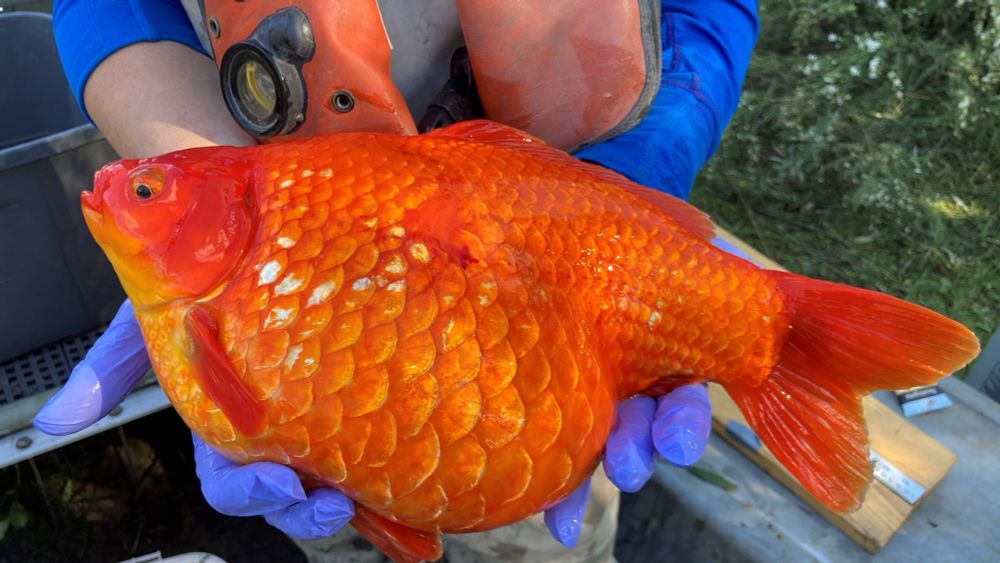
[711,229,957,553]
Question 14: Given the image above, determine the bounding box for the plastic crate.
[0,12,124,365]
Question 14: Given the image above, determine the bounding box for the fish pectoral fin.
[185,305,267,436]
[352,505,442,563]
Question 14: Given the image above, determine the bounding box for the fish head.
[81,146,256,308]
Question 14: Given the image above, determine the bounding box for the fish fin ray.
[351,505,442,563]
[726,368,871,513]
[727,271,979,512]
[428,120,714,241]
[771,271,979,393]
[426,119,548,146]
[185,305,266,436]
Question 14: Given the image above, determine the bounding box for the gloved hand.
[542,385,711,547]
[193,434,353,539]
[33,299,151,435]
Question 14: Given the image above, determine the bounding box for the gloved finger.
[651,384,711,466]
[34,300,151,435]
[603,396,656,492]
[193,434,307,516]
[263,489,355,540]
[543,477,591,549]
[710,235,756,264]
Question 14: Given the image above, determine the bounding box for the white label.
[870,450,926,505]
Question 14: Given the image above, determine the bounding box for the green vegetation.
[692,0,1000,358]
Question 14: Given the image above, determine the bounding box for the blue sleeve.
[575,0,759,201]
[53,0,208,120]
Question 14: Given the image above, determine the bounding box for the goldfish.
[81,121,979,562]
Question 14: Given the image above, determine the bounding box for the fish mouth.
[80,189,103,233]
[81,189,100,213]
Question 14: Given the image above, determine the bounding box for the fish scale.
[83,121,979,562]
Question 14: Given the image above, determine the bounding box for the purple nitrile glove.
[33,299,151,435]
[544,384,712,548]
[710,235,754,263]
[193,435,354,540]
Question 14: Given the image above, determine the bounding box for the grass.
[690,0,1000,362]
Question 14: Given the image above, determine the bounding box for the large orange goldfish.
[81,121,979,562]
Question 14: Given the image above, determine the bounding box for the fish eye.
[128,166,166,201]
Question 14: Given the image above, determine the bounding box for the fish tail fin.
[351,505,442,563]
[725,272,979,512]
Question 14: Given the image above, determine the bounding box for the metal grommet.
[209,17,221,38]
[15,436,32,450]
[331,90,355,113]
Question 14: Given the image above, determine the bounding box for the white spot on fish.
[264,307,293,329]
[319,168,333,178]
[441,295,455,306]
[279,179,294,189]
[284,344,302,369]
[388,280,406,293]
[655,299,666,310]
[307,281,336,306]
[352,277,372,291]
[410,243,430,264]
[443,318,456,347]
[303,357,315,366]
[276,237,296,248]
[388,226,405,238]
[274,274,303,296]
[258,260,282,285]
[479,294,489,306]
[385,256,405,275]
[647,311,662,330]
[301,169,314,178]
[362,217,378,228]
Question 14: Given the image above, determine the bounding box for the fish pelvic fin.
[351,505,443,563]
[726,271,979,513]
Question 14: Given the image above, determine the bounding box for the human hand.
[543,384,711,548]
[33,299,151,435]
[193,435,354,539]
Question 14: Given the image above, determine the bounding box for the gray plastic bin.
[0,12,123,366]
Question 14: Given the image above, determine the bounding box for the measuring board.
[709,229,957,553]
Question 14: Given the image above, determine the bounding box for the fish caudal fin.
[727,272,979,512]
[352,505,442,563]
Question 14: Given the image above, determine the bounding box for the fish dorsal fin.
[425,120,715,241]
[426,119,548,146]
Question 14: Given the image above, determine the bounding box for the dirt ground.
[0,410,679,563]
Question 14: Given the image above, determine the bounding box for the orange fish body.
[82,122,979,562]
